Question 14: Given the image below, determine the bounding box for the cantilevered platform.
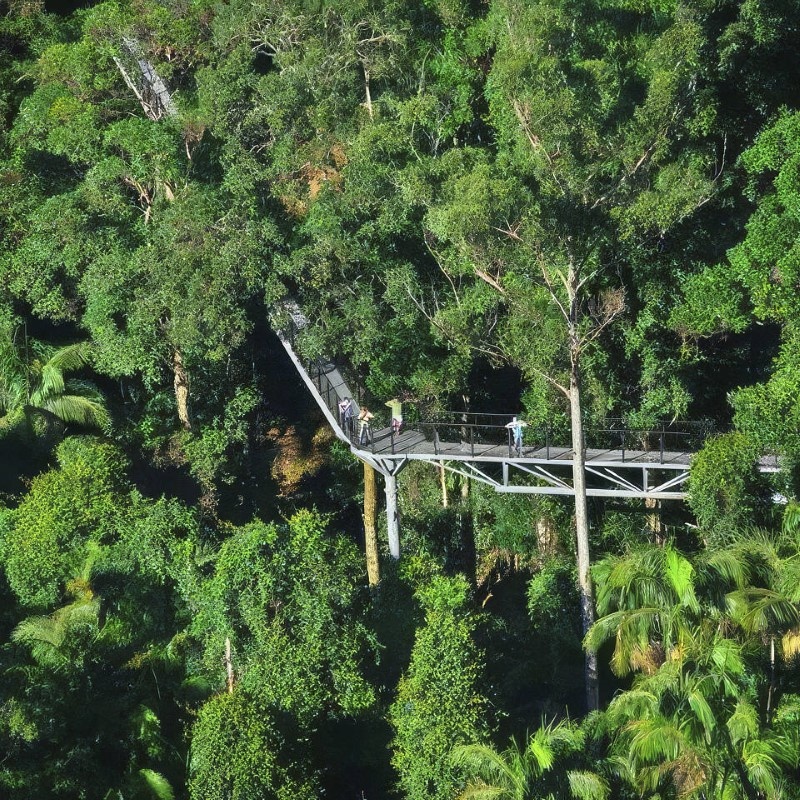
[350,427,694,499]
[271,304,747,501]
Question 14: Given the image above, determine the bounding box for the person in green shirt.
[386,398,403,435]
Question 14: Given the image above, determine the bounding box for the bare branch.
[579,288,626,349]
[113,37,177,121]
[474,268,505,295]
[423,231,461,307]
[589,137,661,210]
[537,262,570,325]
[493,221,524,242]
[511,99,565,194]
[496,224,570,323]
[405,281,568,395]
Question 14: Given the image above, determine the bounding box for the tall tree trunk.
[363,65,373,119]
[385,473,400,559]
[645,496,665,545]
[364,461,381,586]
[568,257,599,712]
[439,462,449,508]
[570,360,599,711]
[173,348,192,431]
[767,634,776,720]
[224,637,234,694]
[536,516,558,556]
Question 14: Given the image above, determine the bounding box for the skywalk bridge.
[273,306,779,555]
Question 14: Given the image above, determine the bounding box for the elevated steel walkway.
[272,305,764,501]
[272,303,781,558]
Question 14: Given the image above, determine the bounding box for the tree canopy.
[2,0,800,797]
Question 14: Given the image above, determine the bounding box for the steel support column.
[385,472,400,559]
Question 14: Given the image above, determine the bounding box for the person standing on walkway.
[344,398,355,436]
[339,397,354,436]
[358,407,374,445]
[506,416,528,456]
[386,398,403,435]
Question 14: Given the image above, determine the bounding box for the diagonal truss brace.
[438,460,504,489]
[507,461,572,490]
[402,456,690,500]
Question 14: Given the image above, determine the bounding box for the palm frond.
[708,636,745,683]
[458,785,508,800]
[31,360,66,404]
[686,687,716,744]
[727,699,758,746]
[603,753,635,785]
[781,628,800,659]
[586,607,662,677]
[529,727,556,773]
[606,687,660,724]
[567,770,609,800]
[664,548,699,612]
[625,716,685,764]
[138,769,175,800]
[39,394,111,431]
[700,547,752,590]
[452,742,524,796]
[11,615,71,670]
[12,615,65,649]
[729,588,800,633]
[46,342,93,374]
[782,501,800,536]
[778,557,800,603]
[11,596,100,669]
[742,740,782,799]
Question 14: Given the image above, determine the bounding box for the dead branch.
[474,268,505,295]
[113,37,177,121]
[580,287,626,348]
[511,99,565,194]
[423,230,461,307]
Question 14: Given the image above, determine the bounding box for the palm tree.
[451,719,609,800]
[11,563,179,800]
[586,543,754,677]
[591,540,800,799]
[0,330,109,435]
[725,533,800,718]
[606,629,798,800]
[11,585,100,671]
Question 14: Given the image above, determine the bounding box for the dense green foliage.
[390,575,488,799]
[2,0,800,797]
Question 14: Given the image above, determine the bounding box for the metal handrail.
[277,308,717,464]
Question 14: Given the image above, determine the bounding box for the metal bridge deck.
[273,305,782,501]
[349,427,695,500]
[271,307,721,500]
[361,427,692,467]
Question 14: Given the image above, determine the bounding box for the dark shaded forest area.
[2,0,800,798]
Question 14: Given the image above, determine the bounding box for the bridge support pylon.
[385,472,400,559]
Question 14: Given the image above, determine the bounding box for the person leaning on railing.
[358,407,374,445]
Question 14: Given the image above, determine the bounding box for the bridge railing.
[367,416,716,462]
[275,307,718,462]
[585,419,715,462]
